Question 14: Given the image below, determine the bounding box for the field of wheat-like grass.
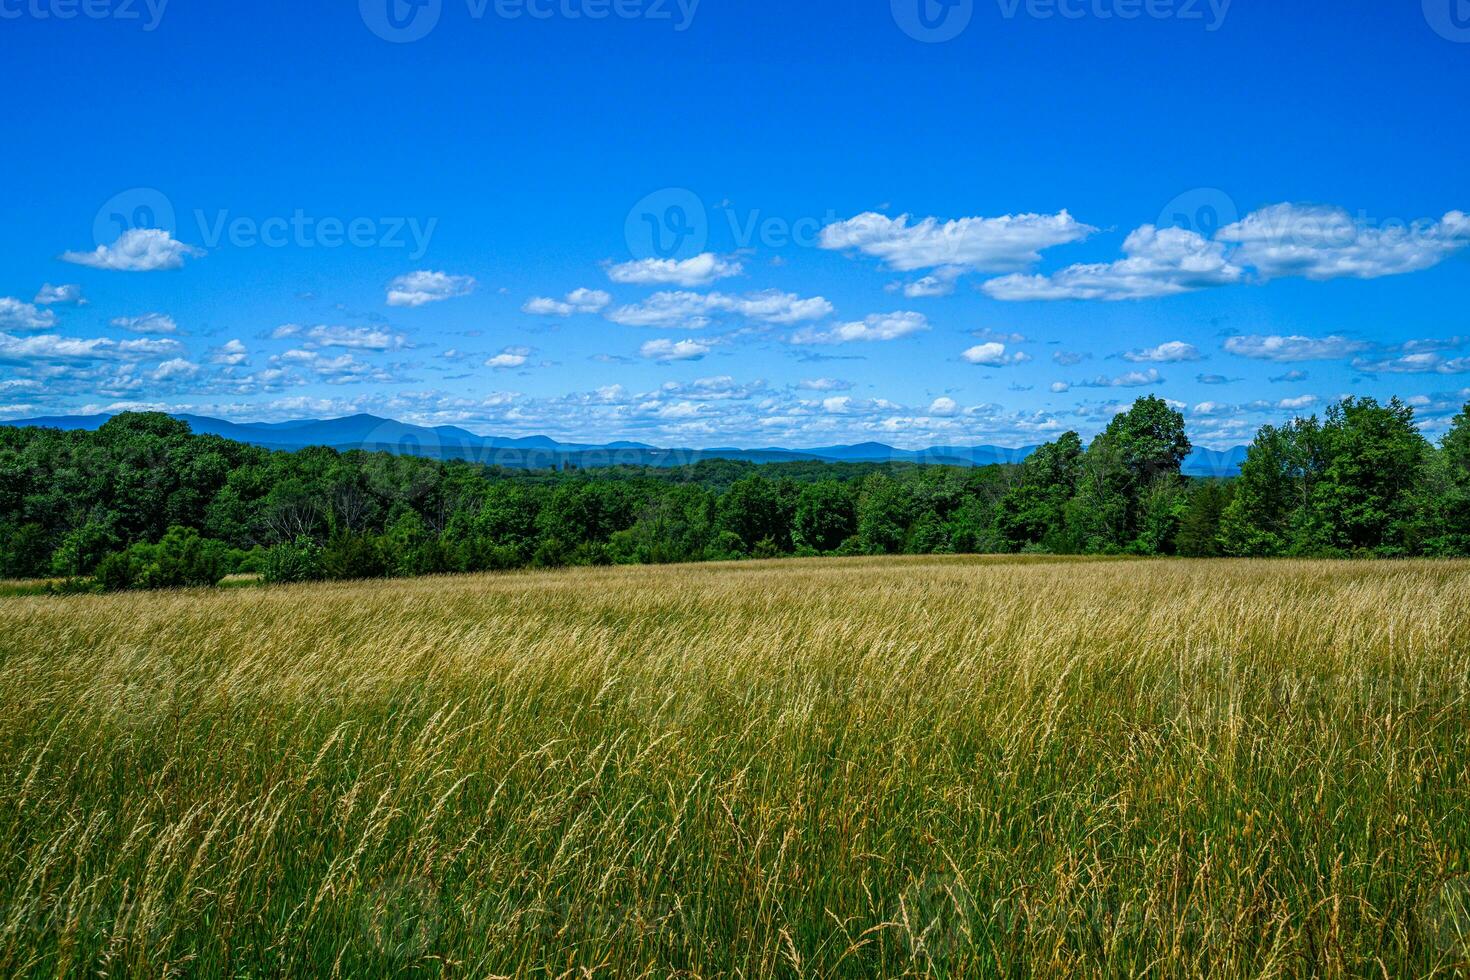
[2,555,1469,977]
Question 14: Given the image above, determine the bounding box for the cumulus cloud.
[1276,394,1320,410]
[151,358,200,381]
[210,339,249,366]
[1223,334,1369,361]
[1054,368,1164,391]
[984,226,1245,301]
[928,396,959,417]
[1122,340,1201,363]
[789,311,929,346]
[1217,204,1470,281]
[386,270,476,307]
[820,210,1094,274]
[1352,349,1470,374]
[900,268,964,298]
[0,298,57,331]
[607,290,833,329]
[61,228,204,272]
[269,349,399,385]
[34,283,84,305]
[961,342,1031,366]
[0,332,181,363]
[640,338,711,362]
[295,325,410,351]
[1053,350,1089,366]
[522,288,612,316]
[797,377,854,392]
[604,253,742,287]
[486,346,533,369]
[111,313,179,335]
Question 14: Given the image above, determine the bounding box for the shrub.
[49,522,120,578]
[94,526,228,591]
[261,537,324,584]
[321,533,388,581]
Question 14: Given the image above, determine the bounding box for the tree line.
[2,394,1468,590]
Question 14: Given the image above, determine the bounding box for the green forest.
[4,394,1469,591]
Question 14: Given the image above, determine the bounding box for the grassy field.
[1,556,1469,977]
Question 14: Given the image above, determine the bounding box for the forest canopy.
[3,394,1468,590]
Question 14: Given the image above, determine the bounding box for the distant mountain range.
[1,412,1250,476]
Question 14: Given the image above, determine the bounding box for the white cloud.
[386,270,476,307]
[210,339,249,366]
[301,325,410,351]
[901,268,964,298]
[270,349,397,384]
[928,396,959,417]
[820,210,1094,273]
[61,228,204,272]
[486,346,533,369]
[34,283,84,305]
[110,313,179,335]
[1223,334,1369,361]
[1217,204,1470,281]
[797,377,853,392]
[640,338,711,362]
[605,253,743,287]
[1352,351,1470,374]
[1122,340,1201,363]
[0,298,57,331]
[983,225,1245,301]
[151,358,200,381]
[1053,350,1089,366]
[607,290,833,329]
[822,396,853,414]
[790,311,929,346]
[0,332,181,363]
[1062,368,1164,389]
[961,342,1031,366]
[523,287,612,316]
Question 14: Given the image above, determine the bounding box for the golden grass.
[2,556,1469,977]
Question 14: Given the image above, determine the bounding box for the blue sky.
[1,0,1467,448]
